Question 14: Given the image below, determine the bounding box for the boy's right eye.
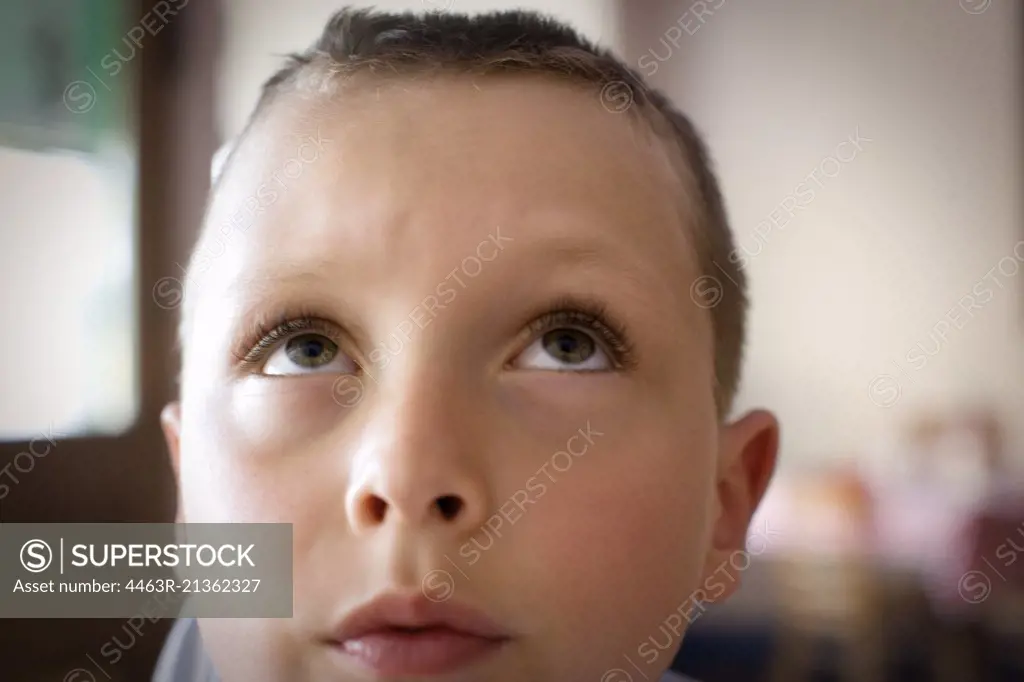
[235,314,359,376]
[262,333,358,376]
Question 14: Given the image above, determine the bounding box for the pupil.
[557,335,577,353]
[301,339,323,357]
[286,334,336,367]
[544,329,593,363]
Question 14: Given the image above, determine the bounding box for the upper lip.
[332,592,511,642]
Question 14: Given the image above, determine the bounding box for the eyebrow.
[215,267,369,355]
[509,227,673,275]
[523,233,684,302]
[529,239,612,268]
[219,228,689,335]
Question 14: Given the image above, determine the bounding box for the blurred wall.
[625,0,1023,471]
[218,0,622,140]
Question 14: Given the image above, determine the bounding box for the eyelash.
[233,299,638,371]
[232,310,340,366]
[521,297,638,370]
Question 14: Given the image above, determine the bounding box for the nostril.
[435,495,464,521]
[365,495,388,524]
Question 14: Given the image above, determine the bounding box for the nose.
[345,376,491,536]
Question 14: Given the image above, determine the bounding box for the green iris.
[285,334,338,368]
[543,329,595,364]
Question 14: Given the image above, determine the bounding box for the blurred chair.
[766,470,885,682]
[768,554,886,682]
[959,502,1024,679]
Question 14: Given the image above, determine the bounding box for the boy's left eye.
[512,328,612,371]
[263,333,358,376]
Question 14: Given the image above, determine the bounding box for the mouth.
[328,592,512,676]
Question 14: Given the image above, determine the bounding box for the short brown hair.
[218,6,747,414]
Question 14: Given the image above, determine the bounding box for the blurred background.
[0,0,1021,680]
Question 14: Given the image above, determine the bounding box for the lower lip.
[334,629,507,676]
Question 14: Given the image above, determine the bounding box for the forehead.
[188,74,704,336]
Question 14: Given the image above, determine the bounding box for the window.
[0,0,138,439]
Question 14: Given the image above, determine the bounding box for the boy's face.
[163,75,777,682]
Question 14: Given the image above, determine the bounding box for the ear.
[161,402,184,523]
[702,409,779,602]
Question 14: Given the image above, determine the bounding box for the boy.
[156,6,778,682]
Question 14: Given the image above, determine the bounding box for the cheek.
[537,436,715,598]
[177,375,349,523]
[501,413,717,671]
[179,378,365,625]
